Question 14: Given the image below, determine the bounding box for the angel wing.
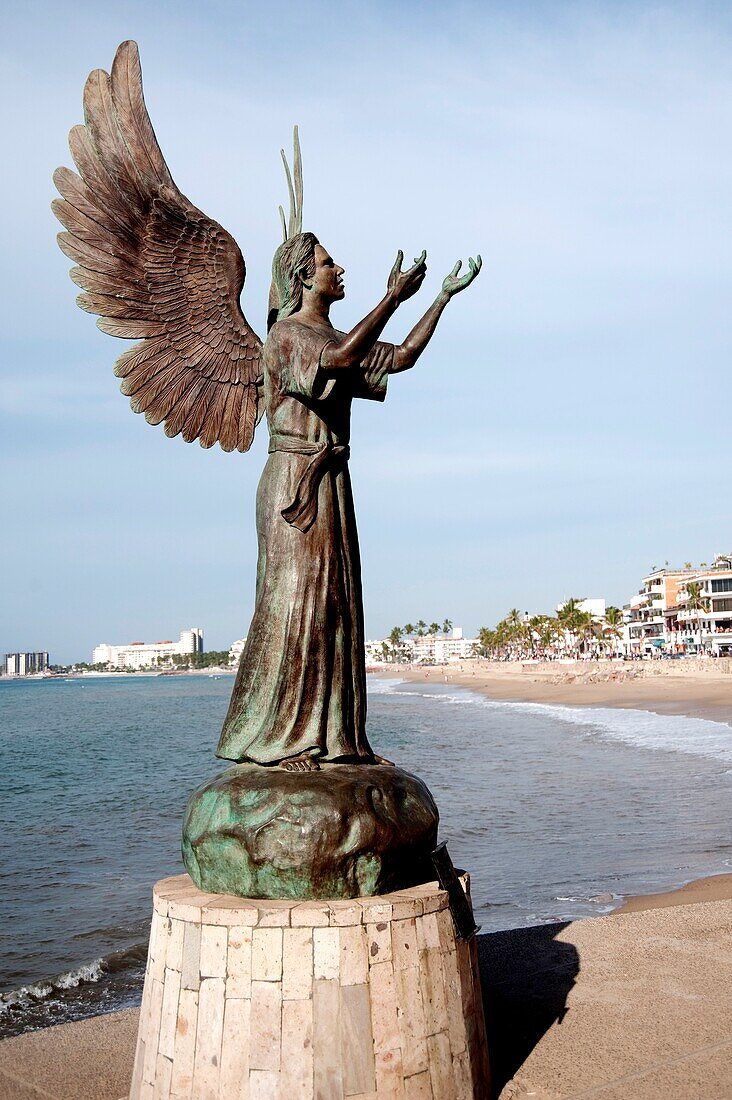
[52,40,262,453]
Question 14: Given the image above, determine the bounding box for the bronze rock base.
[181,763,439,900]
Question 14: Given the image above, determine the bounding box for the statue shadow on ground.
[476,921,580,1098]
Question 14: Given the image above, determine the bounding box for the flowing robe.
[216,318,395,765]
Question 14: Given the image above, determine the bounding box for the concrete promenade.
[0,897,730,1099]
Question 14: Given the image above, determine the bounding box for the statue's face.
[309,243,345,301]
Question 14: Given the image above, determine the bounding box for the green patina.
[182,763,439,900]
[52,41,482,902]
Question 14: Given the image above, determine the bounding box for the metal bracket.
[431,842,481,941]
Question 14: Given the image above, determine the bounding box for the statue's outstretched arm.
[392,255,482,373]
[321,251,426,371]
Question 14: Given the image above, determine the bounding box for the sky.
[2,0,731,663]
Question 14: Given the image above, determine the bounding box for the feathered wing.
[52,40,263,453]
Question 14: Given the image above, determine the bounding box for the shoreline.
[368,658,732,726]
[2,896,732,1100]
[617,871,732,912]
[0,668,236,682]
[2,663,729,1048]
[368,662,732,918]
[1,855,730,1050]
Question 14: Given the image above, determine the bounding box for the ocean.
[1,673,730,1038]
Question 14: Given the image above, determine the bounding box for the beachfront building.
[365,638,394,665]
[621,556,732,655]
[4,651,49,677]
[621,568,695,656]
[412,627,478,663]
[665,556,732,655]
[552,599,616,657]
[228,638,247,667]
[179,628,204,655]
[92,628,204,670]
[366,627,478,665]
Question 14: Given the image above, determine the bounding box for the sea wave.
[368,678,732,764]
[366,676,405,695]
[0,942,146,1017]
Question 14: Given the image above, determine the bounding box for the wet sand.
[618,872,732,913]
[371,659,732,726]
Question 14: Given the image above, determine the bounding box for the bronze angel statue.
[53,41,481,774]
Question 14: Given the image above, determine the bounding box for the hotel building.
[93,628,204,670]
[622,555,732,655]
[365,627,478,665]
[665,557,732,655]
[622,569,693,656]
[4,651,49,677]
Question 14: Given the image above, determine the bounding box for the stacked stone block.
[130,874,489,1099]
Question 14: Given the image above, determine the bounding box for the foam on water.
[0,961,105,1015]
[368,677,732,765]
[0,943,148,1037]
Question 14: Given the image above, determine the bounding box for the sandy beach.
[371,657,732,726]
[371,658,732,913]
[618,872,732,912]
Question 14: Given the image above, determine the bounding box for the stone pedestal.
[130,874,490,1099]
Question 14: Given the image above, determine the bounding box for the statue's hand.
[442,255,482,298]
[388,249,427,304]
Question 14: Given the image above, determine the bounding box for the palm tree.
[388,626,403,656]
[683,581,710,652]
[527,615,549,657]
[505,608,523,631]
[557,598,584,624]
[534,616,559,657]
[403,623,415,637]
[442,618,452,635]
[573,610,595,655]
[428,622,440,637]
[557,598,586,657]
[603,606,623,657]
[416,619,427,638]
[498,609,526,657]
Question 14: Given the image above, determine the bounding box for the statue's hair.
[267,231,319,330]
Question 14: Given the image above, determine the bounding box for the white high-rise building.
[92,628,204,670]
[4,651,49,677]
[179,628,204,655]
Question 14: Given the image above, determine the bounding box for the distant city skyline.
[7,545,728,667]
[3,1,731,663]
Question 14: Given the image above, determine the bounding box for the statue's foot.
[279,752,321,772]
[315,753,395,767]
[369,753,395,766]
